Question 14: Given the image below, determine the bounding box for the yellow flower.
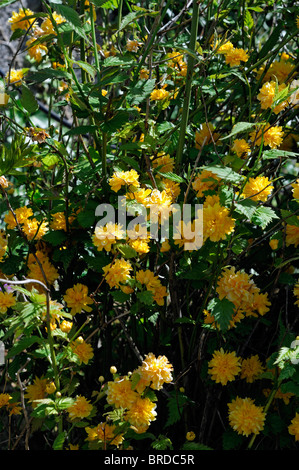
[208,348,241,386]
[25,376,48,408]
[60,320,73,333]
[255,56,295,84]
[146,189,173,224]
[269,238,279,250]
[134,352,173,391]
[231,139,250,158]
[216,266,256,311]
[22,218,49,241]
[214,39,234,55]
[289,413,299,441]
[291,179,299,199]
[0,176,9,188]
[140,68,149,79]
[5,69,24,86]
[240,355,264,383]
[161,239,171,252]
[4,207,32,229]
[203,202,235,242]
[192,169,220,197]
[92,222,125,252]
[85,422,124,447]
[126,188,152,206]
[50,212,75,232]
[7,402,22,416]
[186,431,196,441]
[0,230,8,262]
[242,176,273,202]
[0,393,12,408]
[0,291,16,314]
[67,396,93,420]
[125,397,157,434]
[228,397,266,436]
[70,338,94,365]
[152,153,175,173]
[106,377,139,409]
[250,124,284,149]
[41,13,66,35]
[27,250,59,287]
[195,122,220,148]
[8,8,35,31]
[126,39,141,52]
[26,37,48,63]
[150,88,170,101]
[63,283,93,315]
[103,258,132,289]
[286,218,299,248]
[45,381,56,394]
[224,47,249,67]
[161,178,181,202]
[257,81,288,114]
[109,169,140,192]
[136,269,168,306]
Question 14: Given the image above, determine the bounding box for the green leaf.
[127,79,156,106]
[157,171,185,183]
[20,85,39,114]
[281,210,299,227]
[200,165,243,184]
[73,60,96,79]
[234,199,257,221]
[262,149,299,159]
[251,206,278,229]
[117,244,137,259]
[244,9,254,31]
[53,431,67,450]
[137,290,154,305]
[208,297,235,332]
[222,122,258,140]
[49,3,87,40]
[6,336,43,359]
[42,230,67,246]
[27,68,71,83]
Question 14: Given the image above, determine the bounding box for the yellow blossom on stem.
[85,422,124,447]
[63,283,93,315]
[0,291,16,314]
[25,376,48,408]
[240,355,264,383]
[134,352,173,391]
[125,396,157,434]
[103,258,132,290]
[224,47,249,67]
[195,122,221,148]
[228,397,266,436]
[231,139,250,158]
[67,395,93,420]
[70,338,94,365]
[106,377,139,409]
[208,348,241,385]
[286,218,299,248]
[289,413,299,441]
[241,176,274,202]
[8,8,35,31]
[250,124,284,149]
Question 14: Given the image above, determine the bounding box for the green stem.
[175,0,199,171]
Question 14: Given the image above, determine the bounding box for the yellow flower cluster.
[105,352,173,434]
[136,269,168,306]
[213,266,271,328]
[92,222,125,252]
[195,122,221,149]
[109,169,140,192]
[257,80,289,114]
[4,207,48,241]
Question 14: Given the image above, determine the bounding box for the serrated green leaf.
[223,122,258,140]
[251,206,278,229]
[137,290,154,305]
[208,297,235,332]
[49,3,87,40]
[200,165,243,184]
